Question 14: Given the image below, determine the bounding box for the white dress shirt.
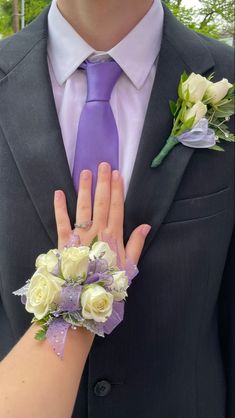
[47,0,164,197]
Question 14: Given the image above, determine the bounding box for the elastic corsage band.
[13,233,138,359]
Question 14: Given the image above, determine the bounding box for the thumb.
[125,224,151,265]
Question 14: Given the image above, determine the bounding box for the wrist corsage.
[13,233,138,359]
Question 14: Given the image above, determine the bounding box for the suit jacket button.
[94,380,112,397]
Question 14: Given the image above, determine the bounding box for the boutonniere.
[151,72,235,168]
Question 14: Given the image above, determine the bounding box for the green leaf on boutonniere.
[169,100,177,116]
[185,87,191,102]
[227,85,235,96]
[209,144,225,151]
[217,132,234,142]
[182,115,196,131]
[214,102,234,118]
[180,71,188,83]
[175,98,182,115]
[178,71,188,99]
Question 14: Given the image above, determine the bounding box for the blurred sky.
[182,0,201,7]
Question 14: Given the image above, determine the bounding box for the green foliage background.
[164,0,234,41]
[0,0,234,42]
[0,0,51,36]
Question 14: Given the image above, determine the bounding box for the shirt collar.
[47,0,164,89]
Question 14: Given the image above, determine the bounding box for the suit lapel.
[124,5,215,258]
[0,8,76,247]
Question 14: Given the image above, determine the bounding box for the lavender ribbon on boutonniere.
[151,72,235,168]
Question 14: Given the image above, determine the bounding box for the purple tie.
[72,59,122,198]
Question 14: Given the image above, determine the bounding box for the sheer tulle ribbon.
[178,118,216,148]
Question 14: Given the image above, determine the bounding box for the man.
[0,1,234,417]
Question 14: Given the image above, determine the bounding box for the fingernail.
[81,170,90,180]
[100,162,110,173]
[112,170,119,181]
[141,224,151,236]
[54,190,63,201]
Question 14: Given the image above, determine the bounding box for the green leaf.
[178,72,188,99]
[169,100,177,116]
[185,87,190,102]
[63,312,82,326]
[227,84,235,96]
[178,82,183,99]
[181,71,188,83]
[31,315,49,325]
[210,120,235,142]
[175,98,182,114]
[209,145,225,152]
[218,133,235,142]
[207,72,215,82]
[183,115,195,130]
[90,235,98,248]
[34,328,47,341]
[214,101,235,117]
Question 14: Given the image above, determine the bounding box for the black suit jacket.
[0,4,234,418]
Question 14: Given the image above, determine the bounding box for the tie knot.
[81,60,122,102]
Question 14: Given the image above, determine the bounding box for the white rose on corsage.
[61,246,90,281]
[25,267,64,320]
[90,241,117,269]
[35,249,59,273]
[182,101,207,126]
[110,271,129,301]
[180,72,210,103]
[81,284,114,322]
[205,78,233,104]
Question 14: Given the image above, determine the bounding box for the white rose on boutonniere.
[61,246,90,281]
[180,72,210,103]
[35,249,59,273]
[182,101,207,126]
[205,78,233,104]
[25,267,64,320]
[110,271,129,301]
[81,284,114,322]
[90,241,117,269]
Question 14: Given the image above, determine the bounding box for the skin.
[56,0,154,50]
[0,163,151,418]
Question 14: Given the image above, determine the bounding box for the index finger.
[54,190,72,250]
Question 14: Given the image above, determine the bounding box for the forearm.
[0,323,94,418]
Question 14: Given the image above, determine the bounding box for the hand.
[54,162,151,267]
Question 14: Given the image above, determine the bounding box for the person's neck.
[56,0,154,51]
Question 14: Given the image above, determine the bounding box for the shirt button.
[94,380,112,397]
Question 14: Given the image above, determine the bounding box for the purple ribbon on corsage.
[46,318,71,359]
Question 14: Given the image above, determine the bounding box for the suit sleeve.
[0,296,15,360]
[218,225,235,418]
